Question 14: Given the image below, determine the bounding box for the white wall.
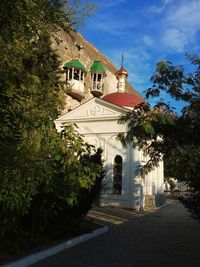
[55,99,165,209]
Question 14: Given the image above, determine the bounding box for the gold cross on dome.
[121,54,124,68]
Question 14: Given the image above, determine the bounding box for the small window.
[74,69,80,80]
[80,71,84,80]
[113,155,123,194]
[67,69,72,80]
[97,73,101,82]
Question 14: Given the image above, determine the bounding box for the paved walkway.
[31,200,200,267]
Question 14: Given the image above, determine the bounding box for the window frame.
[112,155,123,195]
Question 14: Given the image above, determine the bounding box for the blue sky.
[80,0,200,111]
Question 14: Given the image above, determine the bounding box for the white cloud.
[147,0,200,52]
[161,28,187,52]
[142,35,154,47]
[89,15,136,36]
[103,0,127,8]
[167,1,200,35]
[150,0,173,14]
[161,0,200,52]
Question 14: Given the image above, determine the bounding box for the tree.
[0,0,97,157]
[0,0,102,254]
[118,54,200,191]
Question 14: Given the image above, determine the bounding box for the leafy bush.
[179,193,200,220]
[0,124,104,255]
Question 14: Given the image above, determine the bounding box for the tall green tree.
[118,54,200,191]
[0,0,102,253]
[0,0,97,153]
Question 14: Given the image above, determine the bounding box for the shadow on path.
[31,200,200,267]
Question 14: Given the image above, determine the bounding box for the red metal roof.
[102,92,143,107]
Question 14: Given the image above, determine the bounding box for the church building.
[54,31,165,210]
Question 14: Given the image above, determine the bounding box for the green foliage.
[70,148,105,219]
[118,55,200,191]
[0,0,101,256]
[25,123,103,236]
[65,0,98,29]
[0,0,97,42]
[0,121,104,254]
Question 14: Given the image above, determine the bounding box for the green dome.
[90,60,106,73]
[63,59,86,72]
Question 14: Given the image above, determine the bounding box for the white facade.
[55,97,165,210]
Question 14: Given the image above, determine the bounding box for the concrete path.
[30,200,200,267]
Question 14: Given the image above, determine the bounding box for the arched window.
[113,155,123,194]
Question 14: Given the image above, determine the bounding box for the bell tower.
[115,55,128,92]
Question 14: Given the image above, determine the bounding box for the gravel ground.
[30,200,200,267]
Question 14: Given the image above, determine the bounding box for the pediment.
[56,97,128,122]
